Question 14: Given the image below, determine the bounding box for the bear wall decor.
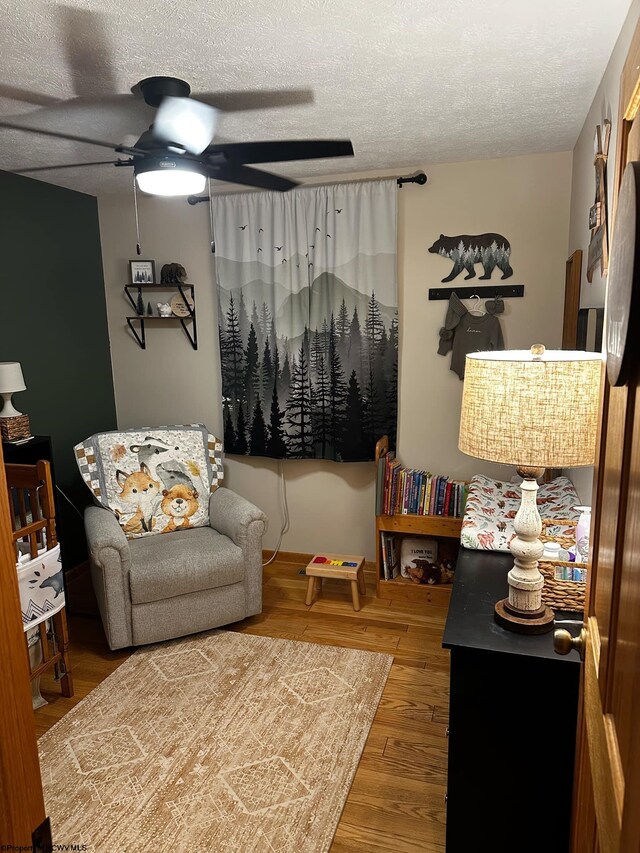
[160,262,188,284]
[428,233,513,283]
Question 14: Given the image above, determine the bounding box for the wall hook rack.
[428,284,524,301]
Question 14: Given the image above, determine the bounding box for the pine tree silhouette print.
[342,371,367,461]
[249,398,268,455]
[385,311,399,448]
[327,315,348,458]
[235,406,248,455]
[266,381,288,458]
[286,343,314,458]
[223,401,237,453]
[220,295,245,421]
[244,323,260,420]
[261,339,274,400]
[347,307,364,388]
[312,352,331,458]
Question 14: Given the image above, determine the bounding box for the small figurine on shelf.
[160,263,188,284]
[146,301,153,316]
[136,291,144,315]
[157,302,172,317]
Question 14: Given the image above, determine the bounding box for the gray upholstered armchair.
[84,487,267,650]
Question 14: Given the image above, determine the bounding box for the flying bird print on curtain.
[213,179,398,461]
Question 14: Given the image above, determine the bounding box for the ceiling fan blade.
[11,160,128,174]
[0,85,61,108]
[196,88,314,112]
[0,95,153,144]
[0,120,141,154]
[210,163,298,192]
[154,96,218,155]
[58,5,117,98]
[206,139,354,165]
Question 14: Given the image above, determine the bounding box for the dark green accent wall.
[0,170,116,568]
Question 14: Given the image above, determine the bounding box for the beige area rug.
[39,630,393,853]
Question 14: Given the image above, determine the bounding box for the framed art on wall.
[129,259,156,284]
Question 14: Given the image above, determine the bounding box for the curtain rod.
[186,171,427,205]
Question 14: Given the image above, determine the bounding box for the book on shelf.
[380,531,399,580]
[375,454,387,516]
[377,454,467,518]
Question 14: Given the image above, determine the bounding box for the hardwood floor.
[34,559,451,852]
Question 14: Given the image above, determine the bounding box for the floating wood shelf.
[124,283,197,350]
[125,283,193,289]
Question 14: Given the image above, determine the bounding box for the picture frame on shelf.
[129,259,156,284]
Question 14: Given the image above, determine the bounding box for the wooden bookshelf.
[375,435,464,597]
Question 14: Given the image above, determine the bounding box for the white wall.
[98,150,572,559]
[567,0,639,502]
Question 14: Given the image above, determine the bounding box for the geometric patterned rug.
[38,630,392,852]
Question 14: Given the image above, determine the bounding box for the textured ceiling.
[0,0,632,195]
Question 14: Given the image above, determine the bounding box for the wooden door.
[0,441,48,846]
[563,249,583,349]
[569,19,640,853]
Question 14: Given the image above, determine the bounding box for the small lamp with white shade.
[458,345,601,634]
[0,361,31,441]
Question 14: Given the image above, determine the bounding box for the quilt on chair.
[74,424,223,539]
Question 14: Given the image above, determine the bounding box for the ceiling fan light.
[154,96,218,155]
[135,158,206,197]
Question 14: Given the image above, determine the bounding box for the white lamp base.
[0,392,22,418]
[494,474,555,634]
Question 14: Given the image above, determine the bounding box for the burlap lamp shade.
[459,349,602,470]
[458,346,602,634]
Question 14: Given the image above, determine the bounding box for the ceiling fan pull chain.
[133,172,142,255]
[208,178,215,254]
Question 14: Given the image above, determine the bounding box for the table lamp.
[0,361,30,441]
[458,345,601,634]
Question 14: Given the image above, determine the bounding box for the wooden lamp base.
[494,598,555,634]
[494,474,556,636]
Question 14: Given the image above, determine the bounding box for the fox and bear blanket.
[74,425,223,539]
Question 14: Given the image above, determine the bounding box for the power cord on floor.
[55,485,86,521]
[262,460,289,567]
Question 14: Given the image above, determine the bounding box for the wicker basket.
[0,413,30,441]
[539,518,586,612]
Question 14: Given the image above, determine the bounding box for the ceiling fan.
[0,75,355,196]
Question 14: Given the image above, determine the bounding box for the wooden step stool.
[305,554,366,611]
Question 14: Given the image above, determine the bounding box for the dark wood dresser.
[442,548,581,852]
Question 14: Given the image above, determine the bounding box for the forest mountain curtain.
[213,179,397,461]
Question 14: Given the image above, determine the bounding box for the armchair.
[85,487,267,650]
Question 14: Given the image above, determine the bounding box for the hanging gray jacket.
[437,293,504,379]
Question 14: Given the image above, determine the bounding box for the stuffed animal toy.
[408,557,455,584]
